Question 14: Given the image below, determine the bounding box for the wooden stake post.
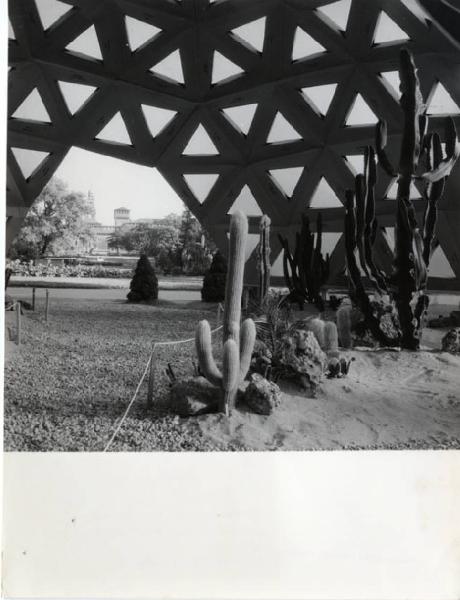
[16,302,21,345]
[32,287,36,311]
[45,289,50,321]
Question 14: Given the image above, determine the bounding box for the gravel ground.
[4,296,245,452]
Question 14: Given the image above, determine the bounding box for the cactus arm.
[223,210,247,345]
[221,338,239,414]
[376,121,397,177]
[363,147,388,293]
[422,133,445,265]
[355,174,369,276]
[421,118,460,182]
[239,318,256,380]
[195,320,222,386]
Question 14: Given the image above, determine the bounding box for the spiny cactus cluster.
[345,49,459,350]
[278,212,330,311]
[195,211,256,415]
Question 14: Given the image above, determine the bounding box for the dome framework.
[7,0,460,289]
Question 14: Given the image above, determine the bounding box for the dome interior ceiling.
[7,0,460,287]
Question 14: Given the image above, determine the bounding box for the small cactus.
[195,211,256,415]
[303,317,326,349]
[337,303,353,349]
[324,321,339,357]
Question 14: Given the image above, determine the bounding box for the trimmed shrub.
[201,251,227,302]
[127,254,158,302]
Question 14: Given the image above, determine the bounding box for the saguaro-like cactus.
[345,49,459,349]
[195,211,256,415]
[257,215,271,306]
[278,212,330,310]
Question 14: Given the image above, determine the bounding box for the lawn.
[4,295,242,452]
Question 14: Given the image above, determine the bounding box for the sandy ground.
[193,346,460,451]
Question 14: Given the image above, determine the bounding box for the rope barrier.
[102,324,223,452]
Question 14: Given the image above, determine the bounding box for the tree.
[8,178,95,260]
[179,209,215,274]
[127,254,158,302]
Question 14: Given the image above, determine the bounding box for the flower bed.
[6,259,132,279]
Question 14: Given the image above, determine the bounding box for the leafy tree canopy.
[9,178,95,260]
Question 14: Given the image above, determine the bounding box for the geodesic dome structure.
[7,0,460,289]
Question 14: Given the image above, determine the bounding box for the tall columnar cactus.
[195,211,256,415]
[345,49,459,350]
[278,212,330,311]
[257,215,271,306]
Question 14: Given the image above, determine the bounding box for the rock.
[441,328,460,354]
[276,329,327,391]
[241,373,281,415]
[169,377,219,417]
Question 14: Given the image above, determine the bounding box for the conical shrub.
[127,254,158,302]
[201,251,227,302]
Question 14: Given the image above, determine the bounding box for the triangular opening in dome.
[228,185,262,217]
[309,177,343,208]
[183,124,219,155]
[269,167,304,197]
[345,94,379,126]
[141,104,177,137]
[212,51,245,84]
[125,16,161,52]
[292,27,326,61]
[429,245,456,278]
[12,88,51,123]
[427,83,460,116]
[301,83,337,116]
[149,50,184,85]
[183,174,219,203]
[373,11,409,45]
[231,17,266,53]
[8,19,15,40]
[95,112,132,145]
[222,103,258,135]
[267,112,302,144]
[345,155,364,174]
[66,25,103,61]
[58,81,97,115]
[317,0,352,32]
[381,71,400,97]
[11,148,50,180]
[36,0,72,31]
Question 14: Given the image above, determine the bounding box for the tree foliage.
[108,209,216,274]
[8,178,95,260]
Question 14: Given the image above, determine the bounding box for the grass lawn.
[4,295,241,452]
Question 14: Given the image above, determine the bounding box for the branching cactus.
[278,212,330,310]
[345,48,459,350]
[195,211,256,415]
[257,215,271,307]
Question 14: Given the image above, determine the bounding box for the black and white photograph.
[4,0,460,453]
[2,1,460,598]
